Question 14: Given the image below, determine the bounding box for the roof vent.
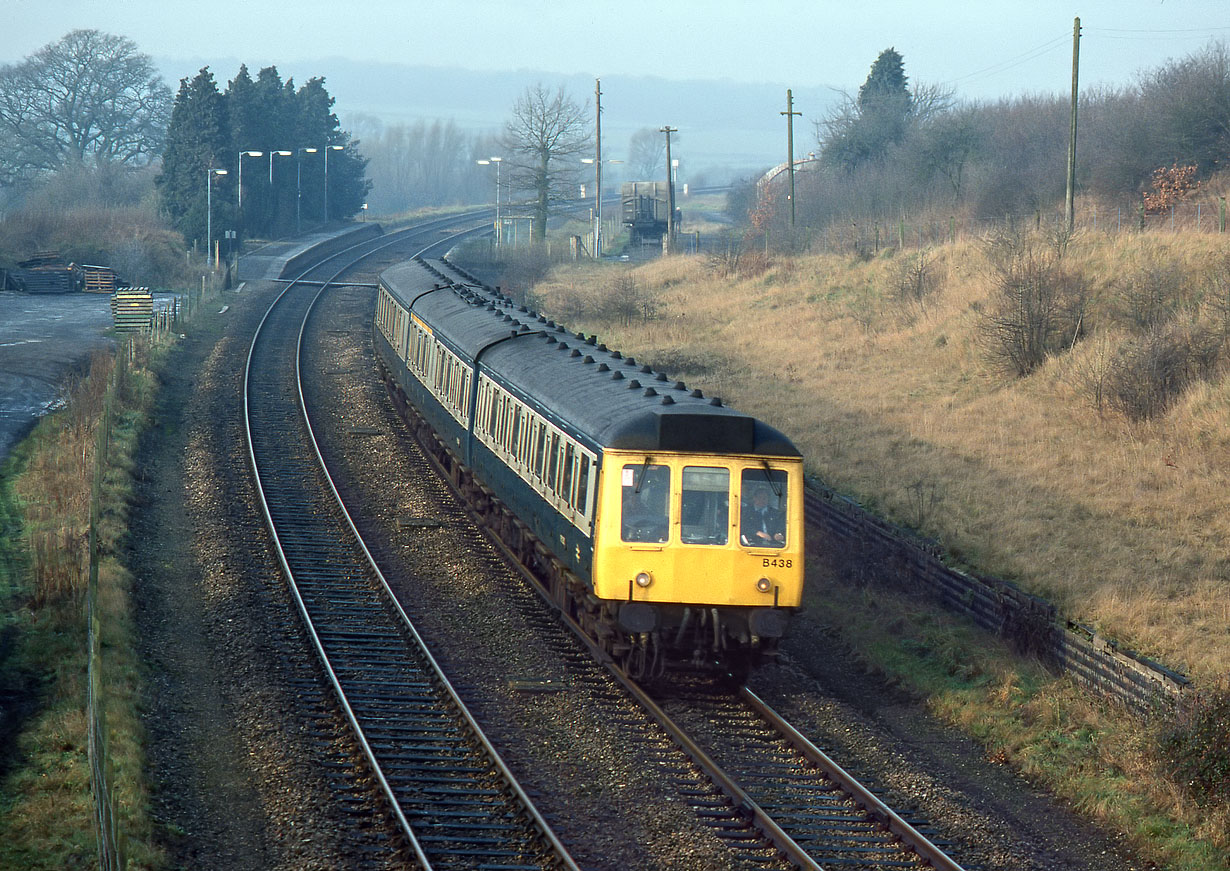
[640,364,653,374]
[598,343,608,351]
[625,357,636,366]
[597,362,609,371]
[558,342,569,350]
[611,350,622,359]
[628,379,642,389]
[570,349,581,357]
[644,387,658,397]
[655,372,668,382]
[708,397,723,407]
[583,355,595,364]
[660,395,675,405]
[586,335,597,345]
[691,388,704,398]
[546,336,557,345]
[612,370,624,380]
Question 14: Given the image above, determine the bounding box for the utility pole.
[1066,16,1081,234]
[595,78,603,258]
[782,89,801,228]
[661,125,677,253]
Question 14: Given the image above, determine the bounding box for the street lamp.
[269,149,292,183]
[323,145,344,223]
[298,148,319,234]
[477,157,503,246]
[582,157,622,257]
[266,150,291,236]
[237,150,263,212]
[206,168,228,270]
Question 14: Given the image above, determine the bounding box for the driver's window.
[621,463,670,543]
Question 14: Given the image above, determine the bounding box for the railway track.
[359,256,971,870]
[242,224,972,869]
[244,220,577,870]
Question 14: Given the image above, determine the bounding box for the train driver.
[740,486,785,547]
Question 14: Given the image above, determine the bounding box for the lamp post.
[489,156,502,246]
[266,150,291,236]
[323,144,344,223]
[477,157,503,246]
[269,149,292,183]
[237,150,263,212]
[582,157,622,257]
[298,148,318,234]
[206,168,228,270]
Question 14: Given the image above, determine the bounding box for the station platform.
[236,224,382,282]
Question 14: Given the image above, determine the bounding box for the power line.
[945,34,1069,84]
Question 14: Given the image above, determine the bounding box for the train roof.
[379,258,801,458]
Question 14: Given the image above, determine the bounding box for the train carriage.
[374,257,803,677]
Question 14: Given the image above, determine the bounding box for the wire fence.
[745,197,1230,257]
[87,343,127,871]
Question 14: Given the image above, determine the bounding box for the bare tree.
[501,84,591,243]
[627,127,669,180]
[0,29,171,184]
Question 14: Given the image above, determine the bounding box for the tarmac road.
[0,290,114,462]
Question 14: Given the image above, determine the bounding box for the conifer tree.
[156,68,230,248]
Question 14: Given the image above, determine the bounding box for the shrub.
[979,230,1088,376]
[892,249,940,318]
[1106,317,1221,420]
[1159,680,1230,807]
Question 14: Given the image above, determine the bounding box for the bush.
[1106,317,1221,420]
[1159,680,1230,807]
[979,230,1087,376]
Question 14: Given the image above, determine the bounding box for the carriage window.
[560,442,575,501]
[740,468,788,548]
[681,467,729,545]
[546,432,561,490]
[621,463,670,543]
[576,455,591,517]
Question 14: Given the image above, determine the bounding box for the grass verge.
[485,230,1230,870]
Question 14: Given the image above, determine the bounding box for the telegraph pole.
[1065,16,1081,234]
[782,89,801,228]
[594,78,603,258]
[661,125,678,253]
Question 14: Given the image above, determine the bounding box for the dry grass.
[0,341,164,869]
[528,231,1230,681]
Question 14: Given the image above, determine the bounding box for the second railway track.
[244,221,577,870]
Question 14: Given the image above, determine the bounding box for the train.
[621,181,678,246]
[373,257,804,678]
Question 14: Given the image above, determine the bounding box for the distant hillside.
[158,55,839,180]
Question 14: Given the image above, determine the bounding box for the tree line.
[0,30,372,255]
[749,42,1230,240]
[157,65,370,247]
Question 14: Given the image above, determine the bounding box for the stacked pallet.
[81,264,117,293]
[110,288,153,332]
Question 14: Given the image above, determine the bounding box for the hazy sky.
[5,0,1230,99]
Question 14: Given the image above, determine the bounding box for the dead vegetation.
[520,228,1230,683]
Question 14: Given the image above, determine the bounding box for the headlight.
[756,577,772,593]
[635,571,653,588]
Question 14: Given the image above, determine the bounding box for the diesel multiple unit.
[374,257,804,677]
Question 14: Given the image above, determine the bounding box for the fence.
[765,198,1230,257]
[87,346,126,870]
[804,477,1189,714]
